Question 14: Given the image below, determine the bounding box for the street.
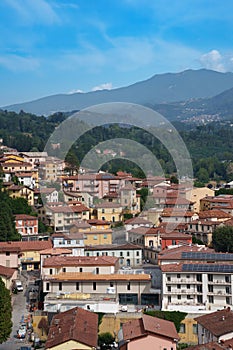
[0,274,32,350]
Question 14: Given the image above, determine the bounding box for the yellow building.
[6,184,35,206]
[83,229,112,245]
[185,187,215,213]
[93,202,122,222]
[178,315,198,345]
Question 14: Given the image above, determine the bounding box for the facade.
[0,265,18,290]
[93,202,122,222]
[51,232,85,256]
[118,314,179,350]
[185,187,215,213]
[161,262,233,313]
[15,214,38,237]
[0,243,21,269]
[85,243,143,267]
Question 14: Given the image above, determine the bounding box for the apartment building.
[161,261,233,313]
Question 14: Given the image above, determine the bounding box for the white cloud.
[0,54,40,71]
[91,83,113,91]
[4,0,59,25]
[68,89,84,94]
[199,50,226,72]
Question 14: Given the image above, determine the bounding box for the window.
[93,235,97,240]
[177,284,181,289]
[187,284,190,289]
[136,259,140,264]
[76,282,79,290]
[86,252,90,257]
[197,274,202,282]
[226,286,231,294]
[168,296,171,303]
[104,234,107,239]
[197,295,203,303]
[226,296,231,304]
[59,282,62,291]
[80,268,83,272]
[208,285,213,293]
[120,252,123,257]
[177,274,181,279]
[102,209,105,213]
[179,324,186,333]
[112,252,115,256]
[208,295,214,303]
[93,282,96,290]
[167,276,171,281]
[193,324,197,334]
[46,282,49,291]
[6,252,10,256]
[168,286,171,292]
[127,252,130,257]
[208,274,213,282]
[225,275,231,283]
[197,285,202,293]
[96,268,99,274]
[110,282,114,287]
[63,268,66,273]
[127,282,131,291]
[136,251,139,256]
[49,269,53,275]
[97,252,99,256]
[177,295,181,300]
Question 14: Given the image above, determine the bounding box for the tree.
[212,226,233,252]
[98,332,115,348]
[65,149,79,175]
[0,278,12,343]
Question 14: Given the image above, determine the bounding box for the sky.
[1,0,233,106]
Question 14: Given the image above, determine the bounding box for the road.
[0,274,32,350]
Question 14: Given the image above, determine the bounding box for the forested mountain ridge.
[0,110,233,184]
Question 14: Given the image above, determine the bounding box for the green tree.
[212,226,233,252]
[65,149,79,175]
[98,332,115,348]
[0,278,12,343]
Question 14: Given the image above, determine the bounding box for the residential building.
[51,232,85,256]
[92,202,122,222]
[187,219,221,246]
[119,184,140,215]
[124,217,153,232]
[118,314,179,350]
[15,214,38,238]
[45,307,98,350]
[0,265,18,290]
[195,308,233,344]
[85,243,143,267]
[161,262,233,313]
[185,187,215,213]
[0,242,21,269]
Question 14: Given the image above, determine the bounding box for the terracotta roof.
[45,307,98,349]
[199,209,232,219]
[70,220,91,229]
[195,308,233,337]
[158,245,213,262]
[43,255,118,267]
[15,214,38,221]
[39,188,57,194]
[122,314,179,341]
[87,219,111,225]
[48,272,151,282]
[128,226,162,236]
[161,232,192,240]
[0,265,16,278]
[40,248,72,255]
[0,240,52,252]
[161,209,194,217]
[224,218,233,227]
[85,242,142,251]
[95,202,122,208]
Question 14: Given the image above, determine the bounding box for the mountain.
[3,69,233,116]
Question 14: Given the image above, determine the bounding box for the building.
[118,314,179,350]
[45,307,98,350]
[0,265,18,290]
[85,243,143,267]
[195,308,233,344]
[93,202,122,222]
[51,232,85,256]
[161,262,233,313]
[41,255,152,313]
[15,214,38,238]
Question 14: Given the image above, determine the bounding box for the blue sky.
[1,0,233,106]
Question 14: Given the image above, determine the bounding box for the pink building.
[15,214,38,237]
[119,314,179,350]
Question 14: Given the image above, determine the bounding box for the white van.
[15,280,23,292]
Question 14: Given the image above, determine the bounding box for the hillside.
[3,69,233,117]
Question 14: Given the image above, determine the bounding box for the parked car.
[14,280,23,292]
[17,325,26,339]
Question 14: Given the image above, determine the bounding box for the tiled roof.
[0,240,52,252]
[15,214,38,221]
[128,226,161,236]
[188,338,233,350]
[43,255,118,267]
[122,314,178,341]
[85,242,142,251]
[199,209,232,219]
[161,209,194,217]
[87,219,111,225]
[161,232,192,240]
[45,307,98,349]
[48,272,151,281]
[40,248,72,255]
[0,264,16,278]
[95,202,122,208]
[70,220,91,229]
[195,308,233,337]
[158,245,213,262]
